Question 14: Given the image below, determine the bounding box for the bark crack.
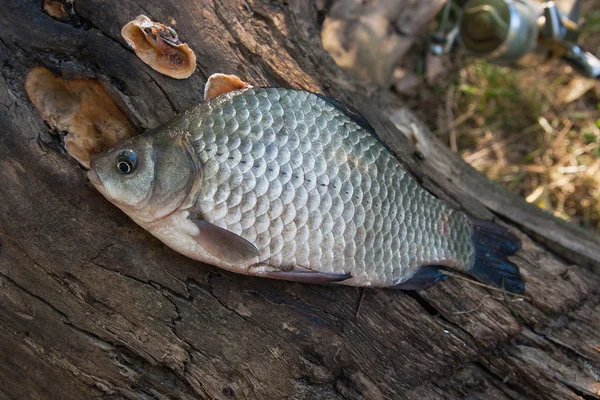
[88,255,191,302]
[211,0,290,87]
[0,270,69,321]
[194,274,292,346]
[0,271,173,399]
[142,70,178,113]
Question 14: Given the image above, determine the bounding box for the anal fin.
[249,264,352,285]
[391,266,447,291]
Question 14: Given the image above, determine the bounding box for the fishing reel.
[431,0,600,80]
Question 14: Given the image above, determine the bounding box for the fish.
[88,83,525,292]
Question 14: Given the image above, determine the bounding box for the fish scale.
[175,87,475,286]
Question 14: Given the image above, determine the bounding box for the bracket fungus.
[24,67,135,168]
[203,73,252,100]
[43,0,68,19]
[121,15,197,79]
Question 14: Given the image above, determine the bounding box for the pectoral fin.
[190,216,259,265]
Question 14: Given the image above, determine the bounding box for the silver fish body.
[89,87,524,291]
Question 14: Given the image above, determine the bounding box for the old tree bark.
[1,0,600,399]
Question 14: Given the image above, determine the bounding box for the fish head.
[88,129,199,224]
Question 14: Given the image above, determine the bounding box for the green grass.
[456,61,543,133]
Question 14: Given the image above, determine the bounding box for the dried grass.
[452,60,600,231]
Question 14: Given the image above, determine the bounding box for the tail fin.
[469,218,525,293]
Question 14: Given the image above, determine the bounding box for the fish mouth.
[87,166,103,187]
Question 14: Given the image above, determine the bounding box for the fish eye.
[115,151,138,175]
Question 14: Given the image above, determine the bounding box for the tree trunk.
[1,1,599,399]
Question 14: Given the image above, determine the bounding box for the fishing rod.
[431,0,600,80]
